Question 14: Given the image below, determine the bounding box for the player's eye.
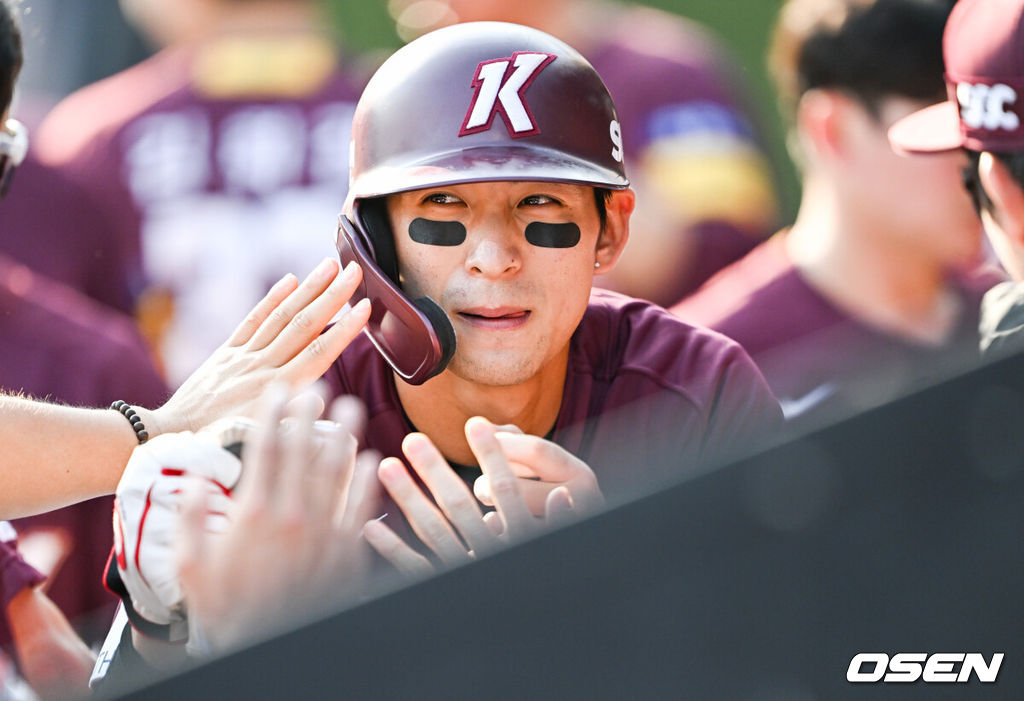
[423,192,462,205]
[520,194,560,207]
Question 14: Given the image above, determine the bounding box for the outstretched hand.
[363,417,591,580]
[148,258,370,437]
[473,426,604,518]
[176,388,382,654]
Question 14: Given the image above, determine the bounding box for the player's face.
[855,96,982,265]
[387,181,625,387]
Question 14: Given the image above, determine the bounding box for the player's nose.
[464,221,522,278]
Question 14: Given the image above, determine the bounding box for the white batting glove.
[111,420,249,641]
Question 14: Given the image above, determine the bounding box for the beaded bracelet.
[110,400,150,444]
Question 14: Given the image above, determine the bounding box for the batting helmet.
[337,21,629,384]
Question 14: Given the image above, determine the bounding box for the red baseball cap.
[890,0,1024,154]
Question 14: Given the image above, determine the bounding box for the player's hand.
[363,417,576,579]
[472,424,604,518]
[112,421,248,640]
[176,388,382,655]
[147,258,371,437]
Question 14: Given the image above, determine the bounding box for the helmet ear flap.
[412,296,457,371]
[358,197,400,283]
[354,198,456,372]
[335,203,456,385]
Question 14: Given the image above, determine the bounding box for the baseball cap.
[889,0,1024,154]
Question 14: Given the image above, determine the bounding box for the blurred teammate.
[35,0,368,384]
[0,1,168,650]
[890,0,1024,358]
[388,0,781,305]
[672,0,1000,430]
[0,154,136,314]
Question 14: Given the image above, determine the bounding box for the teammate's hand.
[112,422,247,640]
[147,258,370,438]
[472,423,604,518]
[176,388,382,655]
[363,417,577,579]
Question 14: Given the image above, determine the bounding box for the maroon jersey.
[0,256,168,646]
[672,236,999,429]
[324,289,782,500]
[35,35,368,385]
[0,154,136,314]
[586,7,780,304]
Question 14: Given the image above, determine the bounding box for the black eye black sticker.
[409,218,466,246]
[525,221,581,248]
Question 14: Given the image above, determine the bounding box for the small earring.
[594,261,600,268]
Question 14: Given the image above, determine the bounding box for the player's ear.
[795,89,847,164]
[594,188,634,273]
[978,151,1024,247]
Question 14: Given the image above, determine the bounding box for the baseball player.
[35,0,369,386]
[889,0,1024,357]
[324,21,782,541]
[101,20,783,677]
[672,0,1000,431]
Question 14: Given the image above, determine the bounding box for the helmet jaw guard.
[336,202,456,385]
[337,21,628,384]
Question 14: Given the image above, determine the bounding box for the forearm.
[0,395,147,519]
[7,586,95,696]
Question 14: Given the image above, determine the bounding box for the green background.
[323,0,798,220]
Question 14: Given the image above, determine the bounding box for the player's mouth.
[456,306,532,330]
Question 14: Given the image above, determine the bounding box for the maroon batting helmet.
[337,21,629,384]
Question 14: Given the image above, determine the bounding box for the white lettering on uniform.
[218,106,306,195]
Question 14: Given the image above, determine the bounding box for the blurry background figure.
[0,154,136,314]
[386,0,783,306]
[35,0,368,384]
[888,0,1024,362]
[12,0,148,126]
[673,0,1001,431]
[0,0,168,656]
[0,1,146,315]
[1,255,168,649]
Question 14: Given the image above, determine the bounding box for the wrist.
[134,406,168,440]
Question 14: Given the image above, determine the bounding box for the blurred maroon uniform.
[35,36,367,384]
[325,289,782,499]
[587,7,780,304]
[0,256,168,645]
[0,154,136,314]
[0,524,44,615]
[672,237,998,429]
